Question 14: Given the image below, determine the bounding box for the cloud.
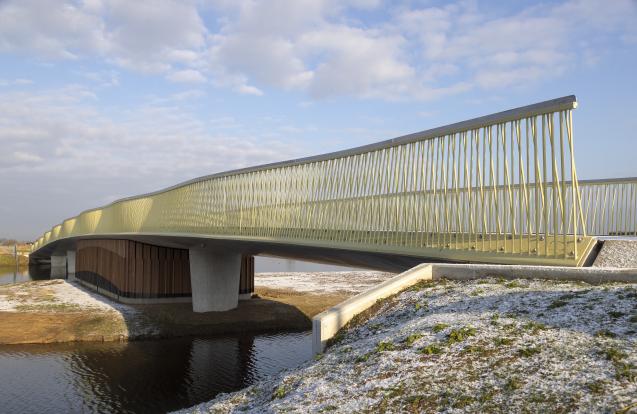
[0,0,635,100]
[166,69,207,83]
[0,87,305,179]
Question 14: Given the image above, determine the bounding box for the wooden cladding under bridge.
[76,239,255,300]
[240,255,254,295]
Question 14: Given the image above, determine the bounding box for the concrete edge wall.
[432,263,637,284]
[311,263,433,355]
[311,262,637,355]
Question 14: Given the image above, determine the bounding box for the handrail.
[31,96,596,266]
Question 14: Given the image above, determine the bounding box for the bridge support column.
[189,248,241,313]
[51,254,67,279]
[66,250,76,280]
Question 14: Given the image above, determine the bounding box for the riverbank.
[183,277,637,413]
[0,271,395,345]
[0,245,30,266]
[0,255,28,266]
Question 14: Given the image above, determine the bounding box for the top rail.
[77,95,578,214]
[31,95,598,266]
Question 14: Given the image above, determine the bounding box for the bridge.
[29,96,636,312]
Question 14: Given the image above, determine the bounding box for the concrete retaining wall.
[432,263,637,284]
[312,263,433,355]
[312,262,637,355]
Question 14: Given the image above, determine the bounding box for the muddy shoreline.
[0,273,393,345]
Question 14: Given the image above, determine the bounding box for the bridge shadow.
[67,278,312,340]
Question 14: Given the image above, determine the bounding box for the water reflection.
[0,264,50,285]
[0,332,311,413]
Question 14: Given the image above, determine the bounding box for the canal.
[0,257,353,413]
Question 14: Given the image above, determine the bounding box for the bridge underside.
[30,234,452,274]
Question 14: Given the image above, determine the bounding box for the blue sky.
[0,0,636,240]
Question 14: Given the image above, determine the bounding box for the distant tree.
[1,239,18,246]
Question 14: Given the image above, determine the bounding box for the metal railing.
[31,96,597,266]
[578,177,637,237]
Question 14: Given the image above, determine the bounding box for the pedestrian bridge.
[29,96,636,311]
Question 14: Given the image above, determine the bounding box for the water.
[0,264,50,285]
[0,332,312,413]
[0,259,322,413]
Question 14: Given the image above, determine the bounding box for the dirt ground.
[254,286,351,318]
[0,311,127,344]
[0,281,357,345]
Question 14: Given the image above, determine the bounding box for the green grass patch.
[355,352,372,363]
[414,302,428,311]
[522,321,547,334]
[432,323,450,333]
[615,363,636,382]
[494,337,514,346]
[272,385,287,399]
[419,344,443,355]
[586,380,606,394]
[505,377,523,391]
[504,280,525,289]
[517,346,541,357]
[595,329,617,338]
[404,333,423,346]
[547,299,569,309]
[601,347,627,363]
[375,341,396,353]
[447,326,476,344]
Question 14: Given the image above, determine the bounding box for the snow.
[0,279,157,337]
[180,277,637,413]
[255,271,396,294]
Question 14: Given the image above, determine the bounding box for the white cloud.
[235,84,264,96]
[12,151,43,162]
[0,0,635,99]
[166,69,207,83]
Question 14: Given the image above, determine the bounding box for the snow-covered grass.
[183,277,637,413]
[0,279,157,337]
[255,271,395,294]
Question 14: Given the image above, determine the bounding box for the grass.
[494,337,514,346]
[432,323,450,333]
[547,299,569,309]
[601,347,627,363]
[355,352,372,363]
[446,326,477,344]
[14,303,82,312]
[419,344,443,355]
[376,341,396,352]
[272,385,287,399]
[517,346,541,357]
[523,321,547,333]
[595,329,617,338]
[505,280,526,289]
[505,377,523,391]
[404,333,423,346]
[608,311,625,319]
[414,302,428,311]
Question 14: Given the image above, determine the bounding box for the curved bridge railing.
[32,96,598,266]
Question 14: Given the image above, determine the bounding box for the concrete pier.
[66,250,76,280]
[50,254,67,279]
[189,248,241,313]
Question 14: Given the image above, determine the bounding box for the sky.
[0,0,636,241]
